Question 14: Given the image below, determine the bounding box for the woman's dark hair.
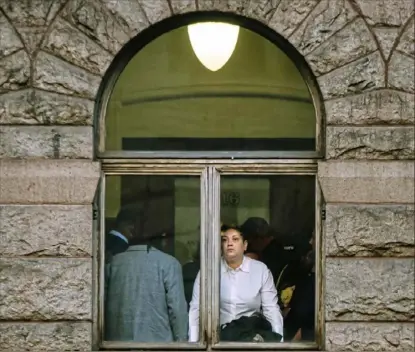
[221,224,246,241]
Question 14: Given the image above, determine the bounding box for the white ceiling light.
[187,22,239,72]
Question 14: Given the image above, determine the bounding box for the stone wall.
[0,0,414,351]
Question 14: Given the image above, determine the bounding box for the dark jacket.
[262,237,311,283]
[220,313,282,342]
[284,273,315,341]
[182,260,200,308]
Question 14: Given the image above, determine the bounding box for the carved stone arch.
[97,0,383,101]
[33,0,384,128]
[84,0,386,159]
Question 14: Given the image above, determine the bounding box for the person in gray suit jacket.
[105,227,188,342]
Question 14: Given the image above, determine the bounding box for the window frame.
[94,10,326,352]
[94,11,324,160]
[98,165,209,351]
[210,164,323,351]
[95,160,324,351]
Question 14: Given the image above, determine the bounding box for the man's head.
[114,207,137,241]
[240,217,273,252]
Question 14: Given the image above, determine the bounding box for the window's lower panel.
[101,174,206,349]
[99,168,322,351]
[211,174,319,350]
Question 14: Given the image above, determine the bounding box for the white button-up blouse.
[188,256,284,342]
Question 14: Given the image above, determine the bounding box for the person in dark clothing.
[106,207,137,260]
[240,217,272,255]
[182,245,200,308]
[283,249,315,341]
[241,217,313,288]
[240,217,285,282]
[245,241,260,260]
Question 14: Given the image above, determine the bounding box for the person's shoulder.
[153,248,181,266]
[246,257,269,273]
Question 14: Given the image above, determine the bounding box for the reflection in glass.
[217,176,316,343]
[104,175,200,343]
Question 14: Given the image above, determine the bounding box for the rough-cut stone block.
[0,90,35,125]
[0,126,93,159]
[354,0,414,27]
[169,0,197,14]
[0,258,91,320]
[0,0,65,54]
[198,0,282,24]
[289,0,358,55]
[62,0,130,55]
[326,322,415,351]
[197,0,247,12]
[34,51,101,99]
[268,0,318,38]
[326,204,415,257]
[0,89,93,125]
[374,27,400,60]
[397,17,415,58]
[0,12,24,58]
[318,52,385,99]
[0,159,100,204]
[34,90,94,125]
[307,18,377,75]
[137,0,171,24]
[0,322,91,352]
[244,0,281,23]
[33,90,93,125]
[326,126,415,160]
[388,52,415,93]
[43,17,113,75]
[326,258,414,321]
[0,205,92,257]
[325,90,415,125]
[318,161,415,203]
[0,50,30,93]
[102,0,149,37]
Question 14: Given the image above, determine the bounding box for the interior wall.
[105,26,316,151]
[220,177,270,226]
[174,177,200,264]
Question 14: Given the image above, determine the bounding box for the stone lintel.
[318,161,414,203]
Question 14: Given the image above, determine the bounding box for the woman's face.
[221,229,248,263]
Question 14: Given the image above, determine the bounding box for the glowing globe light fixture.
[187,22,239,72]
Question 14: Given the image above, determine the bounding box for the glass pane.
[105,25,315,152]
[218,175,315,343]
[104,175,201,343]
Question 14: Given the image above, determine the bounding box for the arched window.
[97,12,323,352]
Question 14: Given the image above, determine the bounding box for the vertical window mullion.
[208,167,221,345]
[200,168,208,345]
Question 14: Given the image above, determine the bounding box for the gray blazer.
[105,245,188,342]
